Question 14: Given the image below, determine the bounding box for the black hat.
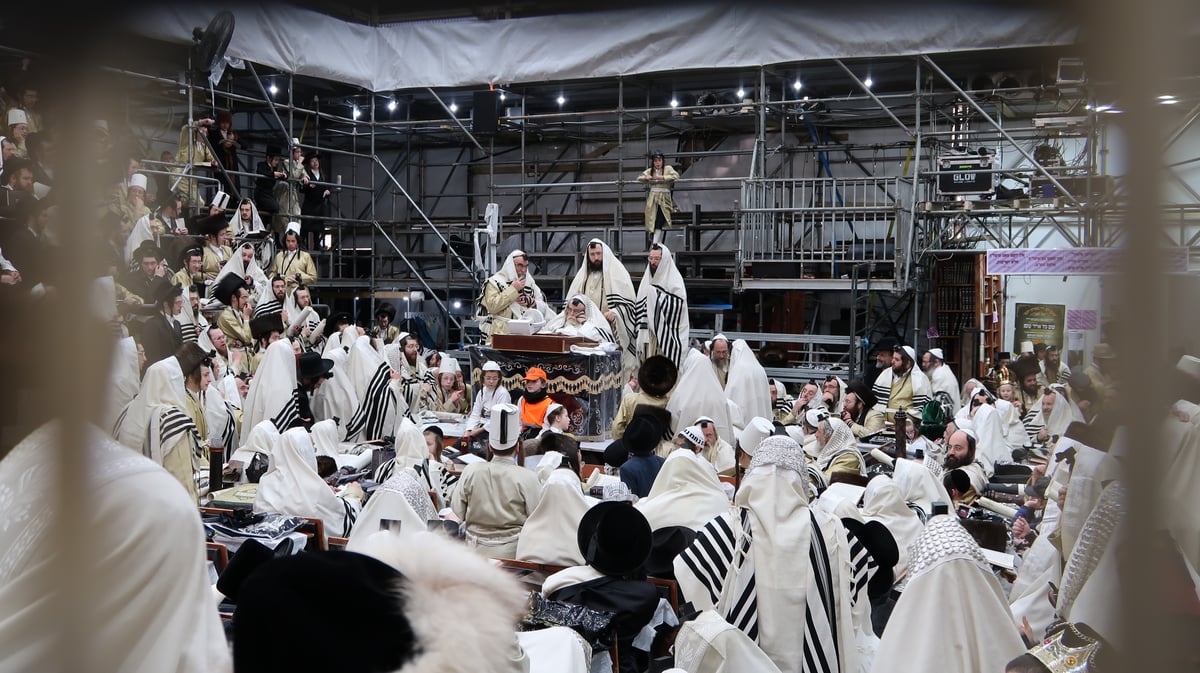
[150,278,181,306]
[638,355,678,398]
[215,537,294,604]
[577,501,653,576]
[651,150,665,160]
[845,377,877,410]
[624,412,664,456]
[250,313,284,341]
[198,213,229,236]
[841,518,899,599]
[644,526,696,579]
[232,551,418,673]
[1010,355,1041,381]
[265,144,282,157]
[873,336,898,355]
[995,351,1012,361]
[213,273,248,305]
[174,341,210,377]
[297,351,335,380]
[329,311,353,330]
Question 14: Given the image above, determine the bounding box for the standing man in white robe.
[567,238,639,371]
[923,347,961,413]
[636,243,689,369]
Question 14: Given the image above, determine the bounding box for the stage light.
[449,102,458,113]
[499,92,506,101]
[670,98,678,108]
[387,99,397,111]
[453,300,462,309]
[792,79,802,92]
[736,88,745,99]
[268,83,278,95]
[352,106,361,119]
[863,76,873,89]
[557,95,565,105]
[803,95,809,102]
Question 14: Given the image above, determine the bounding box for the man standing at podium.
[477,249,551,343]
[568,238,638,371]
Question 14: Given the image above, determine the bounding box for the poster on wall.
[1013,303,1067,351]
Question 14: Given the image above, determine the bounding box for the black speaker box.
[472,90,500,135]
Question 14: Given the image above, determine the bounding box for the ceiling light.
[268,83,278,95]
[1161,97,1179,105]
[736,88,745,99]
[792,79,802,92]
[387,99,397,111]
[557,95,565,106]
[863,76,873,89]
[1094,104,1111,112]
[670,98,678,108]
[499,92,506,101]
[453,300,462,309]
[1102,108,1122,114]
[352,107,360,119]
[1159,95,1176,100]
[449,102,458,113]
[803,95,809,102]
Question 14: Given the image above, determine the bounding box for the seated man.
[814,415,865,482]
[941,424,989,505]
[269,221,317,292]
[451,403,542,559]
[539,294,612,343]
[842,378,886,439]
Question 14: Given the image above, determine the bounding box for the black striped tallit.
[344,362,395,441]
[1022,407,1044,441]
[217,401,238,450]
[651,284,686,366]
[253,298,283,318]
[606,292,640,346]
[181,322,199,343]
[340,497,358,536]
[160,407,198,446]
[803,511,840,673]
[270,390,301,434]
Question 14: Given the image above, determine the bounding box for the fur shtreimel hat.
[232,531,529,673]
[638,355,678,398]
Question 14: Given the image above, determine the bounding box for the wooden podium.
[491,333,597,354]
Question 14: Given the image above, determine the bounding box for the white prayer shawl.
[124,214,157,266]
[873,516,1026,673]
[928,363,961,413]
[636,450,731,531]
[230,420,279,473]
[870,364,932,414]
[177,286,203,343]
[1037,389,1082,440]
[481,248,551,327]
[254,427,360,537]
[310,418,342,457]
[540,293,614,344]
[105,336,141,433]
[675,438,862,673]
[213,247,270,305]
[672,609,785,673]
[702,436,737,476]
[347,467,437,548]
[312,339,356,425]
[1008,531,1062,639]
[0,422,231,673]
[817,417,866,477]
[391,416,431,468]
[112,356,185,452]
[723,340,772,424]
[636,243,689,368]
[227,200,267,238]
[343,336,400,442]
[994,398,1025,449]
[515,470,595,567]
[1163,412,1200,570]
[567,238,639,370]
[204,378,238,451]
[860,475,923,582]
[238,339,298,444]
[1058,482,1125,644]
[966,402,1006,473]
[384,341,433,418]
[667,349,734,442]
[890,458,952,520]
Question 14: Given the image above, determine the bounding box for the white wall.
[1002,273,1104,367]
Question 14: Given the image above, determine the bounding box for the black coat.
[254,160,282,214]
[300,169,329,216]
[140,312,183,367]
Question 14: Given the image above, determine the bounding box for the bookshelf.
[933,255,1003,379]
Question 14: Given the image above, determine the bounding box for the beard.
[587,258,603,272]
[892,362,909,376]
[944,452,971,470]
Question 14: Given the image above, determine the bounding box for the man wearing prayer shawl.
[635,244,689,369]
[815,415,866,482]
[254,426,362,538]
[674,435,867,673]
[539,293,615,344]
[426,354,471,415]
[923,347,961,413]
[693,415,736,476]
[238,338,300,444]
[724,339,772,425]
[612,354,676,439]
[343,333,404,442]
[478,248,552,342]
[665,349,734,451]
[870,344,932,423]
[384,332,434,419]
[871,516,1025,673]
[516,468,597,567]
[635,448,730,531]
[567,238,639,371]
[112,356,205,501]
[347,466,439,548]
[0,422,232,673]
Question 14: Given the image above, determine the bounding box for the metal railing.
[739,176,908,277]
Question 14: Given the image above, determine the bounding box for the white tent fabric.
[131,5,1077,93]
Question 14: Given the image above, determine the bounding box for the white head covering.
[636,449,730,531]
[7,108,27,126]
[112,356,185,452]
[0,423,231,673]
[391,416,429,468]
[677,425,704,448]
[515,469,595,566]
[817,417,863,474]
[724,339,772,422]
[1020,340,1035,354]
[566,238,638,369]
[872,516,1026,673]
[482,360,501,372]
[540,293,614,343]
[227,199,268,238]
[540,402,565,433]
[310,418,341,457]
[213,242,270,305]
[1039,388,1082,439]
[437,354,459,375]
[123,215,157,266]
[928,348,944,361]
[739,417,775,457]
[890,458,952,518]
[254,427,359,537]
[347,467,437,548]
[668,349,733,441]
[860,475,923,581]
[311,342,355,426]
[105,336,141,432]
[489,402,521,450]
[238,339,297,444]
[636,243,690,367]
[129,173,148,190]
[230,419,279,468]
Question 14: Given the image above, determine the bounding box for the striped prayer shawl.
[607,292,640,351]
[871,367,931,414]
[181,321,199,343]
[1022,407,1045,442]
[345,362,395,441]
[339,497,359,536]
[677,508,865,673]
[647,284,687,367]
[270,390,301,435]
[160,407,198,449]
[253,297,283,318]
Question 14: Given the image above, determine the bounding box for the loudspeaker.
[472,90,500,135]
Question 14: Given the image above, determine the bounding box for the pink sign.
[985,248,1188,275]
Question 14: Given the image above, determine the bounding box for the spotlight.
[792,79,802,92]
[352,106,361,119]
[670,98,678,108]
[387,99,397,111]
[556,95,565,106]
[736,88,745,99]
[863,76,873,89]
[499,92,506,101]
[449,102,458,113]
[453,300,462,309]
[268,83,278,95]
